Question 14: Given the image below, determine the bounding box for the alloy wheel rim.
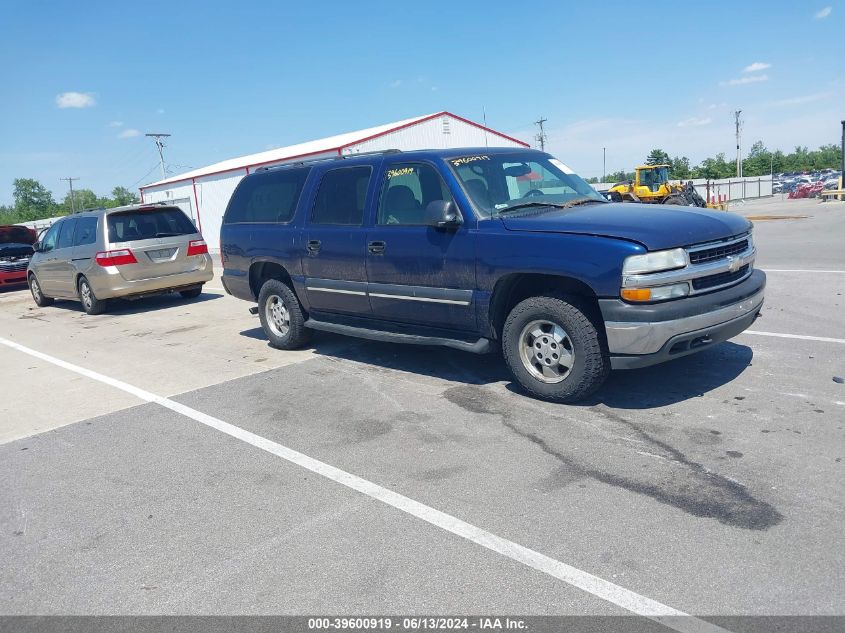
[31,279,41,301]
[265,294,290,337]
[518,319,575,384]
[81,282,92,308]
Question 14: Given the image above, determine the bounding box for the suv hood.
[499,203,752,250]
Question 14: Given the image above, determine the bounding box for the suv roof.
[68,201,179,217]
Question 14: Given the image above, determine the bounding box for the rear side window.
[73,216,98,246]
[107,207,197,242]
[56,218,77,249]
[311,166,371,225]
[224,167,310,224]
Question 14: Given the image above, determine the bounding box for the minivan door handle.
[368,240,386,255]
[306,239,322,254]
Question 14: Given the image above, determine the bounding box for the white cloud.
[118,128,141,139]
[707,102,727,110]
[767,92,831,107]
[108,120,124,127]
[389,79,402,88]
[156,108,165,114]
[677,117,712,127]
[56,92,96,108]
[720,74,768,86]
[815,6,832,18]
[743,62,771,73]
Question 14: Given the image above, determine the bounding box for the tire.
[664,195,689,206]
[28,274,54,307]
[502,294,610,403]
[179,286,203,299]
[78,276,107,315]
[257,279,311,350]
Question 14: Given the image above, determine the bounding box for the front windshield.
[448,153,605,216]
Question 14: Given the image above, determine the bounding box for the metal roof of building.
[141,111,527,189]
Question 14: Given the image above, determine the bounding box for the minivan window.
[40,222,61,253]
[378,163,454,225]
[311,166,371,225]
[73,216,98,246]
[108,207,197,242]
[56,218,77,250]
[224,167,310,224]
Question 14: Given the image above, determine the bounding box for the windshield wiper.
[562,197,606,208]
[496,197,605,216]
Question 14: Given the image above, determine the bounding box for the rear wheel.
[78,276,107,315]
[257,279,311,350]
[28,274,53,307]
[502,294,609,403]
[664,195,689,206]
[179,286,202,299]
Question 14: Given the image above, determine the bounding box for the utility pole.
[60,177,79,213]
[145,133,171,180]
[734,110,743,178]
[840,120,844,186]
[534,117,548,152]
[603,147,606,182]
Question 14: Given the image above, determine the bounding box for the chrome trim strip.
[306,287,367,296]
[368,292,470,305]
[604,288,765,355]
[685,232,750,253]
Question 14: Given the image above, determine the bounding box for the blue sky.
[1,0,842,204]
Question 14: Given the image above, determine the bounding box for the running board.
[304,318,494,354]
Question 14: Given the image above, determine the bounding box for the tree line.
[588,141,843,183]
[0,178,140,225]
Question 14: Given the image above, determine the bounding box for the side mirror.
[424,200,462,229]
[32,242,42,253]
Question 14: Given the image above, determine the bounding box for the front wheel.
[78,276,107,315]
[502,295,609,403]
[29,274,54,307]
[257,279,311,350]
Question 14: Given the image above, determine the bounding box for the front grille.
[0,261,29,273]
[688,239,748,264]
[692,265,750,291]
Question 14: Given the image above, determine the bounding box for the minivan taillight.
[187,239,208,256]
[95,249,137,266]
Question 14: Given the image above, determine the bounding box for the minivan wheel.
[78,276,107,315]
[257,279,311,350]
[179,286,203,299]
[502,294,610,403]
[28,274,54,307]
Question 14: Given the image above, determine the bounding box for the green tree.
[109,186,139,207]
[645,149,671,166]
[670,156,691,180]
[62,188,99,212]
[12,178,56,221]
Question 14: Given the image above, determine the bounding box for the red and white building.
[139,111,528,249]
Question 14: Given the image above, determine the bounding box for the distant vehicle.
[0,224,37,287]
[220,147,764,402]
[27,204,213,314]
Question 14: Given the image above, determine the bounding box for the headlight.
[621,282,690,302]
[622,248,688,275]
[746,232,754,252]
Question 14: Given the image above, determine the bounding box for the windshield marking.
[451,155,490,166]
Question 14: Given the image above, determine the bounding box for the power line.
[534,117,548,151]
[60,177,79,212]
[145,133,171,181]
[130,162,163,189]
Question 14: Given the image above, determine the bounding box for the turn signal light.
[187,239,208,256]
[95,249,137,266]
[621,288,652,302]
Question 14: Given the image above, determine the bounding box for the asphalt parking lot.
[1,197,843,627]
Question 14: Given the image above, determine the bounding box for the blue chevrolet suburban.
[220,148,764,402]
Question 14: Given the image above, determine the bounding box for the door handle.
[306,239,322,254]
[368,240,386,255]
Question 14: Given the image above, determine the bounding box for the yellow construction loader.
[605,164,721,208]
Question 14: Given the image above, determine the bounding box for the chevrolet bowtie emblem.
[727,255,741,273]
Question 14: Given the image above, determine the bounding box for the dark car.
[0,224,37,287]
[220,148,764,403]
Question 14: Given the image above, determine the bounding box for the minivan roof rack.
[256,149,402,173]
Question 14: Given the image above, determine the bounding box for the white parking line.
[0,335,726,633]
[760,269,845,273]
[744,330,845,344]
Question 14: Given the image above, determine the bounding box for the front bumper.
[601,269,765,369]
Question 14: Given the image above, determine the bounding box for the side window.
[56,218,77,250]
[40,223,61,253]
[311,166,372,225]
[73,217,99,246]
[379,163,453,225]
[224,167,311,224]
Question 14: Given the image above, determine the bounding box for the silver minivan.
[27,203,214,314]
